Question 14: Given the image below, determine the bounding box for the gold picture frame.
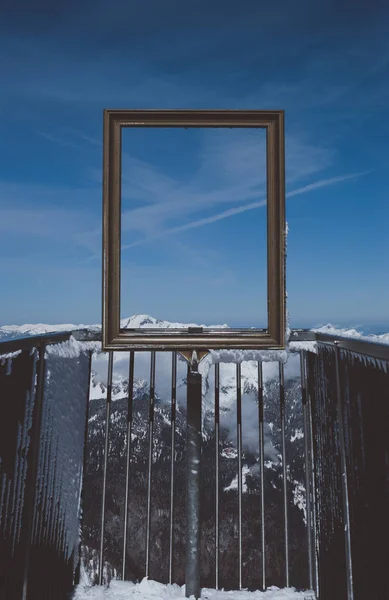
[102,109,285,351]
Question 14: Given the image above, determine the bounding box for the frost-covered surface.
[0,350,36,555]
[287,342,317,354]
[208,349,289,364]
[73,577,315,600]
[0,349,23,361]
[45,336,101,358]
[34,350,90,569]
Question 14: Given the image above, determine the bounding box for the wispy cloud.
[117,129,334,240]
[37,131,79,148]
[68,123,369,261]
[122,198,267,249]
[286,170,373,197]
[0,183,101,255]
[63,128,103,147]
[123,170,371,249]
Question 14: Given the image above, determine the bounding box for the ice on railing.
[31,344,90,568]
[0,348,37,556]
[0,349,23,362]
[340,347,389,373]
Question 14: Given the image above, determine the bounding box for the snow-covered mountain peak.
[120,314,229,329]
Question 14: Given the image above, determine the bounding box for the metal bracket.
[179,350,209,373]
[187,327,204,334]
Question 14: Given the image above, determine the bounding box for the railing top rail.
[0,328,97,355]
[314,331,389,362]
[0,328,388,362]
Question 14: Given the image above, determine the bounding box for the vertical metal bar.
[11,422,23,553]
[13,352,35,553]
[236,363,243,591]
[3,474,12,541]
[22,344,46,600]
[308,359,319,597]
[46,436,59,548]
[300,351,313,591]
[185,357,202,599]
[257,361,266,591]
[214,363,220,590]
[122,351,135,581]
[308,352,321,599]
[41,415,54,546]
[0,473,7,533]
[169,351,177,584]
[279,362,289,587]
[49,438,60,549]
[145,351,156,579]
[334,342,354,600]
[74,351,93,585]
[98,351,113,586]
[309,355,319,598]
[33,395,51,545]
[54,477,63,555]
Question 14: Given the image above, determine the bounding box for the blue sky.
[1,0,388,328]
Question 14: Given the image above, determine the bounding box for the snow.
[208,350,288,365]
[33,349,90,569]
[73,578,314,600]
[221,447,238,459]
[313,323,389,345]
[2,315,388,354]
[292,480,307,525]
[224,465,251,493]
[290,430,303,443]
[287,342,317,354]
[0,322,100,337]
[0,349,23,361]
[45,336,101,358]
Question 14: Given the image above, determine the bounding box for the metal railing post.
[334,342,354,600]
[145,351,156,578]
[236,363,243,590]
[306,353,319,597]
[257,361,266,591]
[122,351,134,580]
[279,362,289,587]
[74,350,93,585]
[22,345,46,600]
[169,351,177,585]
[98,351,113,586]
[185,351,202,599]
[214,363,220,590]
[300,350,314,591]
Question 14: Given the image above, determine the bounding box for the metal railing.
[0,332,92,600]
[1,328,388,600]
[305,337,389,600]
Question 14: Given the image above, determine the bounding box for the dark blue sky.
[1,0,388,327]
